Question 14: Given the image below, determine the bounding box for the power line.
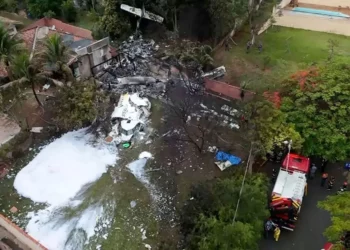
[232,142,253,225]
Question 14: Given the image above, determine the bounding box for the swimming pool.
[293,7,350,18]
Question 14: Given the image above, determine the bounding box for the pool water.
[293,7,350,18]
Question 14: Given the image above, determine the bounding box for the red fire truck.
[322,232,350,250]
[269,153,310,231]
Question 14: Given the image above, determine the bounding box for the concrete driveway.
[260,161,345,250]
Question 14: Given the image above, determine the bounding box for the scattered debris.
[139,152,153,159]
[30,127,44,133]
[130,200,137,208]
[141,228,147,240]
[107,93,151,144]
[202,66,226,79]
[207,146,218,153]
[42,84,51,91]
[10,206,18,213]
[176,170,183,175]
[0,162,10,178]
[221,105,238,116]
[144,243,152,250]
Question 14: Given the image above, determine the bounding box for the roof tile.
[21,18,93,40]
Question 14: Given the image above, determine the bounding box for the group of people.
[264,219,281,242]
[311,159,348,193]
[246,40,263,53]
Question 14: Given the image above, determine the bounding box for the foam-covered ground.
[14,129,118,250]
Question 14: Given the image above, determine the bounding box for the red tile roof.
[21,17,93,40]
[20,29,36,51]
[204,78,255,101]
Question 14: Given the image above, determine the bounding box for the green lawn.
[259,27,350,64]
[216,27,350,88]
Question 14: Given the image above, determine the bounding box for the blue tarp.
[215,151,241,165]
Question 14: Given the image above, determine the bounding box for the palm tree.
[0,24,24,76]
[9,52,51,107]
[39,33,74,83]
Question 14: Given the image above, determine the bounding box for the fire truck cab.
[269,153,310,231]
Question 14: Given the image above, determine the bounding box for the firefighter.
[343,181,348,190]
[327,176,335,190]
[271,169,277,183]
[321,172,328,187]
[310,164,317,179]
[274,226,281,241]
[257,41,263,53]
[224,40,230,51]
[264,219,274,239]
[246,41,252,53]
[321,158,328,173]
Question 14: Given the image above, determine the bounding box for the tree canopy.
[318,192,350,248]
[0,24,23,67]
[281,62,350,161]
[26,0,64,18]
[54,80,106,131]
[245,100,303,171]
[181,173,269,250]
[208,0,247,42]
[97,0,131,40]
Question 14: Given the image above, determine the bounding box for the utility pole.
[232,143,253,225]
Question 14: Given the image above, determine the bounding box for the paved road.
[260,160,346,250]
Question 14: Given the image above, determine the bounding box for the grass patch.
[0,146,44,227]
[216,27,350,89]
[259,27,350,64]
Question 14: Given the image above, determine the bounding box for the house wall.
[77,55,93,78]
[75,37,112,78]
[0,214,47,250]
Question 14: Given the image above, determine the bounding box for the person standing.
[310,164,317,179]
[271,169,277,183]
[321,158,328,173]
[224,40,230,51]
[258,41,263,53]
[328,176,335,190]
[274,226,281,241]
[321,172,328,187]
[343,181,348,190]
[264,220,273,239]
[246,41,252,53]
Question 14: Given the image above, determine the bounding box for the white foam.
[14,128,118,250]
[127,158,149,185]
